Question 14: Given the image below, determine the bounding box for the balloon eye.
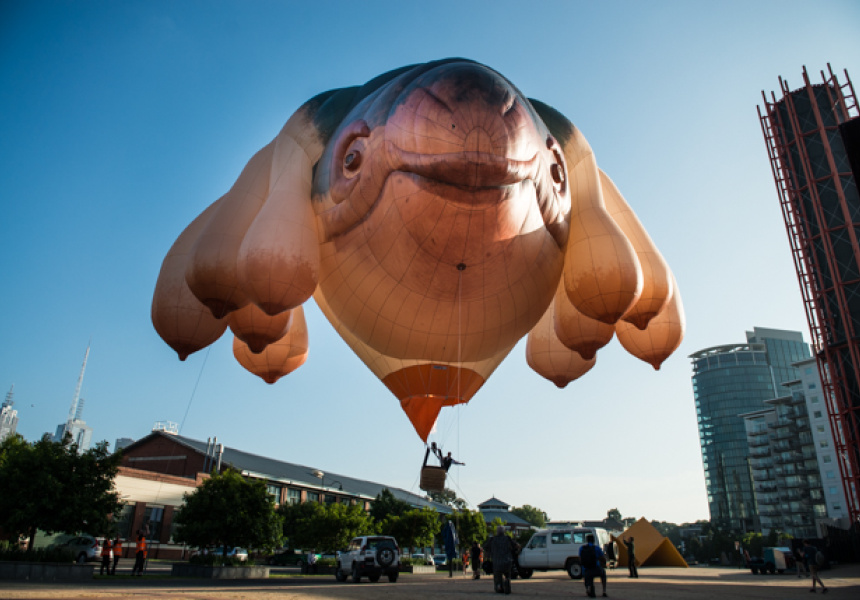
[344,151,361,171]
[551,163,564,185]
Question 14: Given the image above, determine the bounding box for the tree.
[174,469,283,555]
[279,501,375,551]
[606,508,622,522]
[428,488,467,509]
[0,434,123,550]
[380,508,439,553]
[369,488,411,523]
[510,505,547,528]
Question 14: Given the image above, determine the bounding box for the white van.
[517,527,611,579]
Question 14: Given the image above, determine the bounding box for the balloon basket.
[419,466,446,492]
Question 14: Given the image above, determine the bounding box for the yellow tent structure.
[613,517,688,568]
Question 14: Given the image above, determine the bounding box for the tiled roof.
[479,509,531,527]
[130,431,451,513]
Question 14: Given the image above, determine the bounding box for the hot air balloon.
[152,58,684,442]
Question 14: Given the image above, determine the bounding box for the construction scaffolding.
[759,65,860,525]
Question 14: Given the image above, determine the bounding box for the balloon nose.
[423,62,515,115]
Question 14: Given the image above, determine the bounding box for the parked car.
[515,527,611,579]
[412,552,433,565]
[433,554,448,566]
[335,535,400,583]
[190,546,249,561]
[49,535,100,563]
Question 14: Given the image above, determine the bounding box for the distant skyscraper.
[115,437,134,451]
[690,327,811,532]
[760,66,860,523]
[0,386,19,443]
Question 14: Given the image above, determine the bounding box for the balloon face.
[312,61,570,364]
[152,59,684,441]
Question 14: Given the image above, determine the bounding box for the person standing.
[440,451,464,472]
[99,538,112,575]
[803,539,827,593]
[470,540,483,580]
[795,545,809,578]
[131,532,147,576]
[487,525,518,595]
[111,535,122,575]
[307,549,317,574]
[623,536,638,578]
[579,534,607,598]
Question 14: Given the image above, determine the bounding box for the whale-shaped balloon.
[152,59,684,440]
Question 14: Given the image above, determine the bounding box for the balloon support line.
[179,345,212,435]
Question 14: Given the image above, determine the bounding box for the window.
[551,531,571,544]
[287,488,301,505]
[834,504,842,510]
[267,484,281,502]
[143,506,164,540]
[814,411,822,418]
[528,535,547,549]
[823,455,832,463]
[829,487,838,495]
[324,494,336,504]
[307,491,319,503]
[826,471,835,479]
[816,425,825,433]
[810,396,819,403]
[820,440,829,448]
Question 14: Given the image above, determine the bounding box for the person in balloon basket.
[99,537,112,575]
[131,532,147,576]
[802,539,827,593]
[580,533,607,598]
[487,525,519,594]
[470,540,483,579]
[623,536,638,578]
[440,451,464,472]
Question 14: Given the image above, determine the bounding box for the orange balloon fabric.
[616,275,685,370]
[152,200,228,360]
[227,303,293,354]
[527,300,597,388]
[152,59,684,442]
[233,306,308,383]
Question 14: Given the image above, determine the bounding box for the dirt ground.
[1,565,859,600]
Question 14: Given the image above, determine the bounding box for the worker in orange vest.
[99,538,113,575]
[111,535,122,575]
[132,532,147,576]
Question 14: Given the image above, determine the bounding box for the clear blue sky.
[2,0,859,525]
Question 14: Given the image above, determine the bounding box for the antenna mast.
[67,342,90,423]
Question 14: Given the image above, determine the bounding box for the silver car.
[51,535,100,563]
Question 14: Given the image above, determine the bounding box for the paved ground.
[1,564,858,600]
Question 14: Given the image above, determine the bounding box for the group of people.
[98,534,123,575]
[455,529,636,596]
[99,531,147,576]
[423,442,465,472]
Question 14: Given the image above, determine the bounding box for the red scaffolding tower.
[759,65,860,525]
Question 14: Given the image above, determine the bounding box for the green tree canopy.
[174,469,283,555]
[0,434,123,550]
[369,488,410,522]
[606,508,622,522]
[443,509,486,552]
[510,504,547,528]
[380,507,439,552]
[279,501,376,551]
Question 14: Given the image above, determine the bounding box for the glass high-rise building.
[690,327,811,532]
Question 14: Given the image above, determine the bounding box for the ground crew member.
[132,532,147,576]
[99,538,112,575]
